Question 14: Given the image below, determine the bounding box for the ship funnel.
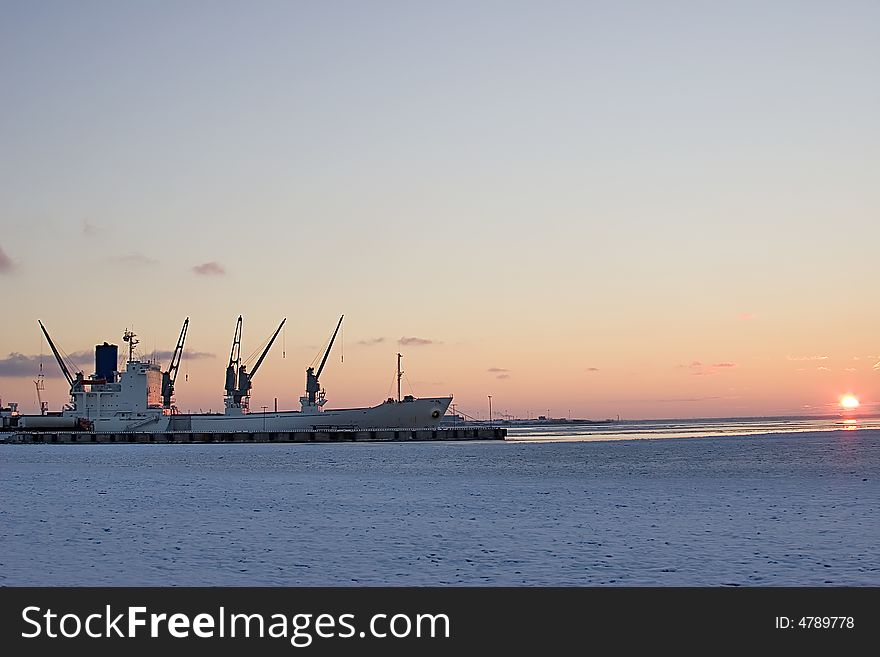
[95,342,118,383]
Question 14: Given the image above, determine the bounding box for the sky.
[1,0,878,420]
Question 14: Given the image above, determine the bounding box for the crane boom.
[38,320,74,387]
[249,318,286,379]
[161,317,189,409]
[225,316,243,396]
[235,318,286,403]
[305,314,344,406]
[316,315,344,379]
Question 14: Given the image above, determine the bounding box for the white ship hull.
[79,396,452,433]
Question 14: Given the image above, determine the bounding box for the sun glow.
[840,395,860,410]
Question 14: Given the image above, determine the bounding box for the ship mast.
[34,363,47,416]
[397,353,403,402]
[123,329,139,363]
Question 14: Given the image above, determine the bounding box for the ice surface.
[1,429,877,585]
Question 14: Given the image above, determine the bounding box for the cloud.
[357,337,385,346]
[82,219,99,236]
[787,355,828,361]
[398,337,435,346]
[843,367,857,372]
[738,312,756,321]
[193,261,226,276]
[113,253,158,266]
[0,245,13,273]
[817,366,830,371]
[683,361,737,375]
[149,349,216,361]
[487,367,509,373]
[496,374,510,379]
[874,361,880,371]
[586,367,600,372]
[0,346,215,378]
[0,353,67,378]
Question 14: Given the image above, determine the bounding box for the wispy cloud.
[738,312,756,321]
[487,367,509,373]
[0,353,66,378]
[843,367,857,372]
[787,355,828,361]
[398,337,436,346]
[0,245,14,273]
[112,253,158,266]
[357,337,385,346]
[817,366,830,372]
[149,349,216,361]
[193,261,226,276]
[82,219,99,236]
[874,361,880,371]
[585,367,600,372]
[681,361,737,376]
[1,346,214,378]
[496,374,510,379]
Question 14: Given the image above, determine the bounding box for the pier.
[1,426,506,444]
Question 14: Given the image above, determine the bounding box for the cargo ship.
[6,317,451,433]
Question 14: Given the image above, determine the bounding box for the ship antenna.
[123,328,139,363]
[397,353,403,402]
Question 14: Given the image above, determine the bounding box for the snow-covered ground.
[1,429,877,585]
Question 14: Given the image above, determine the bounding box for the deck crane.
[224,316,286,412]
[161,317,189,410]
[38,320,78,390]
[234,318,286,405]
[304,315,344,407]
[224,315,243,400]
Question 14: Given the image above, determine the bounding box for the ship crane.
[38,320,80,390]
[303,315,344,410]
[224,315,243,400]
[224,316,286,413]
[161,317,189,410]
[234,318,286,404]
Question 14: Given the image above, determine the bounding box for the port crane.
[224,316,286,412]
[161,317,189,410]
[303,315,344,408]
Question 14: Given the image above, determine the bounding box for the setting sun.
[840,395,860,410]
